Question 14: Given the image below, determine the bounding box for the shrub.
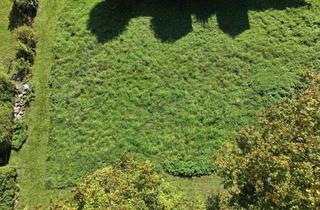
[0,167,18,210]
[11,120,28,150]
[163,156,214,177]
[0,70,15,102]
[22,83,35,106]
[10,58,32,81]
[213,71,320,209]
[0,70,14,146]
[15,26,38,49]
[16,43,36,64]
[49,155,205,209]
[13,0,39,17]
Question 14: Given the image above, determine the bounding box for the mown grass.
[0,0,15,69]
[0,0,15,167]
[8,0,70,208]
[47,0,320,188]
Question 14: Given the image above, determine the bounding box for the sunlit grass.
[47,0,319,188]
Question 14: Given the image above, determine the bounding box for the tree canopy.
[211,71,320,209]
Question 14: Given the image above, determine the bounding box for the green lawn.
[0,0,15,68]
[1,0,319,208]
[9,0,70,209]
[168,175,222,198]
[48,0,319,189]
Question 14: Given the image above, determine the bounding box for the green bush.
[11,120,28,151]
[163,156,213,177]
[13,0,39,17]
[16,43,35,64]
[0,166,18,210]
[15,26,38,49]
[0,70,15,146]
[22,83,34,106]
[49,155,205,209]
[212,71,320,209]
[10,58,32,81]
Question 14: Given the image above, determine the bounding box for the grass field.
[0,0,318,208]
[47,0,320,189]
[0,0,15,68]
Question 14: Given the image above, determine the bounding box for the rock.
[13,83,32,120]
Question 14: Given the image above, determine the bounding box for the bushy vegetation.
[211,71,320,209]
[49,155,204,209]
[11,58,32,81]
[47,0,319,187]
[0,70,14,146]
[15,26,38,49]
[13,0,38,17]
[0,166,18,210]
[10,26,37,81]
[11,120,28,150]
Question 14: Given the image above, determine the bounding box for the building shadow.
[87,0,308,43]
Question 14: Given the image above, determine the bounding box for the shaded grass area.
[48,0,320,188]
[88,0,308,42]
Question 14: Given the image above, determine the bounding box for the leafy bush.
[10,58,32,81]
[15,26,38,49]
[16,43,35,64]
[22,83,35,106]
[49,155,205,209]
[11,120,28,150]
[0,166,18,210]
[212,71,320,209]
[0,70,15,146]
[163,156,213,177]
[13,0,39,17]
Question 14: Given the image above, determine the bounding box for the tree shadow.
[8,3,38,31]
[8,4,25,30]
[0,142,11,166]
[87,0,308,43]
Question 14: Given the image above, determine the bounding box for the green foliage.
[13,0,39,17]
[10,58,32,81]
[0,166,18,210]
[48,0,320,187]
[22,83,35,105]
[11,120,28,150]
[213,71,320,209]
[0,70,14,145]
[15,26,38,49]
[49,155,205,209]
[16,43,35,64]
[163,156,213,177]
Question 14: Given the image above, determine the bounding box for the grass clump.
[48,0,320,188]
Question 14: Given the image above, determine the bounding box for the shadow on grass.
[0,142,11,166]
[8,5,25,30]
[88,0,308,43]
